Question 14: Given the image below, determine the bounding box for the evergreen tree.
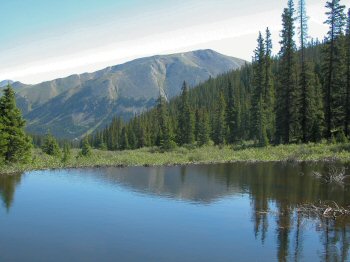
[157,95,175,150]
[323,0,346,138]
[42,131,61,157]
[251,32,266,142]
[226,81,236,144]
[276,1,299,144]
[81,137,92,157]
[213,92,226,145]
[0,119,7,164]
[311,74,325,142]
[194,109,201,142]
[197,110,210,146]
[345,8,350,136]
[62,143,71,163]
[264,27,275,140]
[257,95,269,147]
[298,0,317,142]
[120,127,129,150]
[0,85,32,163]
[177,82,194,145]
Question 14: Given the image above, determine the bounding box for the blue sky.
[0,0,344,84]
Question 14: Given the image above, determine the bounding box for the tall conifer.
[157,95,175,150]
[276,1,299,144]
[264,28,275,141]
[225,81,236,143]
[213,92,226,145]
[177,82,194,145]
[345,9,350,136]
[0,85,32,163]
[323,0,346,138]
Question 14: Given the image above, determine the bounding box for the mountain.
[0,80,13,87]
[15,49,246,138]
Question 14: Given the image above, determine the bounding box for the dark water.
[1,163,350,262]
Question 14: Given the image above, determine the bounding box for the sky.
[0,0,344,84]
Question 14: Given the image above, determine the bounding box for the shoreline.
[1,143,349,175]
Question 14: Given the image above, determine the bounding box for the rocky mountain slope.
[8,49,246,138]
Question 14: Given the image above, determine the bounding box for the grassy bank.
[1,142,350,174]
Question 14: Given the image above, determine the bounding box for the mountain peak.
[0,80,14,87]
[15,49,246,138]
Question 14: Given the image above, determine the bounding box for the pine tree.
[257,95,269,147]
[264,27,275,140]
[62,143,71,163]
[323,0,346,138]
[276,1,299,144]
[197,110,210,146]
[251,32,266,142]
[345,8,350,137]
[213,92,226,145]
[157,95,175,150]
[0,119,7,164]
[226,81,236,144]
[194,109,201,142]
[0,85,32,163]
[298,0,317,142]
[177,82,194,145]
[42,131,61,157]
[120,127,129,150]
[81,137,92,157]
[311,74,325,142]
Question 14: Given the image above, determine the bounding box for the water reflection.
[0,162,349,261]
[0,173,22,211]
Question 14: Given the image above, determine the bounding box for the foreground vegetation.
[1,142,349,174]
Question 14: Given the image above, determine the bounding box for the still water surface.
[0,163,350,261]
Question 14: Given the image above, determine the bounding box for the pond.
[0,163,349,261]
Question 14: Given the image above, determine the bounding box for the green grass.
[1,142,350,174]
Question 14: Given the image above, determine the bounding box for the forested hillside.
[5,50,245,139]
[89,0,350,151]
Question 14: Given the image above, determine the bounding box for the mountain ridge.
[11,49,246,138]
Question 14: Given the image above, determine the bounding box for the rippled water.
[0,162,349,261]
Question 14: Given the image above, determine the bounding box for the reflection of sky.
[0,0,337,84]
[0,167,329,261]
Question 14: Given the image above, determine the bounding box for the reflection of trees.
[243,162,350,262]
[0,173,22,211]
[86,162,350,261]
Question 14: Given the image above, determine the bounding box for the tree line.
[89,0,350,151]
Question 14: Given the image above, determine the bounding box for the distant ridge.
[12,49,246,138]
[0,80,13,87]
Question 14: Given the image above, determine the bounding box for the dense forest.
[89,0,350,151]
[0,0,350,166]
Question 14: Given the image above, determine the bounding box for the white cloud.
[0,2,330,84]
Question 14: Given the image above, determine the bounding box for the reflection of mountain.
[1,163,350,261]
[0,173,22,211]
[88,162,350,205]
[89,163,350,261]
[97,165,242,203]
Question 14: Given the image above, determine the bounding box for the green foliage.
[276,1,299,144]
[87,1,349,152]
[81,137,92,157]
[0,85,32,164]
[323,0,347,138]
[197,110,210,146]
[157,95,176,150]
[212,92,226,145]
[120,127,129,150]
[62,143,71,163]
[1,143,350,175]
[42,131,61,157]
[176,82,194,145]
[226,82,236,143]
[345,8,350,136]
